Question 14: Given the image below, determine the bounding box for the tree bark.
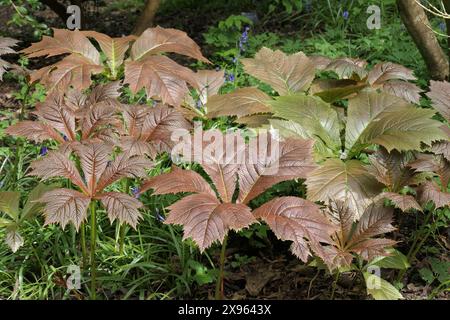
[133,0,161,36]
[397,0,449,80]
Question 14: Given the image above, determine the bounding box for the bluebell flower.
[342,10,349,20]
[63,135,68,141]
[39,146,48,156]
[238,26,250,53]
[131,187,140,198]
[228,73,235,82]
[232,57,237,64]
[196,100,202,109]
[215,66,221,72]
[439,22,446,32]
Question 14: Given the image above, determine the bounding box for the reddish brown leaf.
[22,29,100,63]
[427,80,450,122]
[29,150,87,193]
[368,62,416,85]
[194,69,225,104]
[238,137,317,204]
[417,181,450,208]
[39,189,91,230]
[378,192,422,212]
[98,192,142,228]
[242,47,316,95]
[130,26,209,63]
[5,121,64,143]
[253,197,335,262]
[140,166,215,196]
[124,55,197,106]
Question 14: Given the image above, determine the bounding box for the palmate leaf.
[325,57,368,80]
[416,181,450,209]
[314,201,397,271]
[5,83,122,145]
[237,137,317,204]
[253,197,335,262]
[367,62,416,85]
[167,194,255,251]
[120,105,192,157]
[39,189,91,230]
[409,154,450,188]
[205,87,271,119]
[345,91,445,156]
[241,47,316,95]
[32,143,152,229]
[82,31,136,76]
[140,131,325,256]
[367,148,417,192]
[22,29,104,91]
[270,94,342,157]
[306,159,383,219]
[130,26,210,63]
[98,192,143,229]
[124,26,209,106]
[124,55,198,107]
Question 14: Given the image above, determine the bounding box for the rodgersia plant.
[20,27,210,106]
[139,129,336,298]
[29,143,152,298]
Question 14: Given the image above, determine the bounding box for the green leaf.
[22,183,57,220]
[269,119,336,160]
[0,191,20,220]
[368,248,410,270]
[270,94,342,155]
[346,91,446,156]
[363,272,404,300]
[419,268,435,285]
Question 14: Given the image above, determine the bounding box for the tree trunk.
[444,0,450,76]
[133,0,161,35]
[397,0,449,80]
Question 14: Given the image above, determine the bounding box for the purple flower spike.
[63,135,68,142]
[39,146,48,156]
[439,22,446,32]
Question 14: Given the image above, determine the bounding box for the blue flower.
[342,10,349,20]
[39,146,48,156]
[196,100,202,109]
[226,73,235,83]
[63,135,68,141]
[439,22,446,32]
[238,26,250,52]
[0,180,3,189]
[131,187,140,198]
[232,57,237,64]
[215,66,221,72]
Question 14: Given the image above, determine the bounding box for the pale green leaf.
[270,94,342,155]
[0,191,20,220]
[368,248,410,270]
[363,272,404,300]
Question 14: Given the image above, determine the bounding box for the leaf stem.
[215,235,228,300]
[330,272,340,300]
[90,200,97,300]
[80,222,87,268]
